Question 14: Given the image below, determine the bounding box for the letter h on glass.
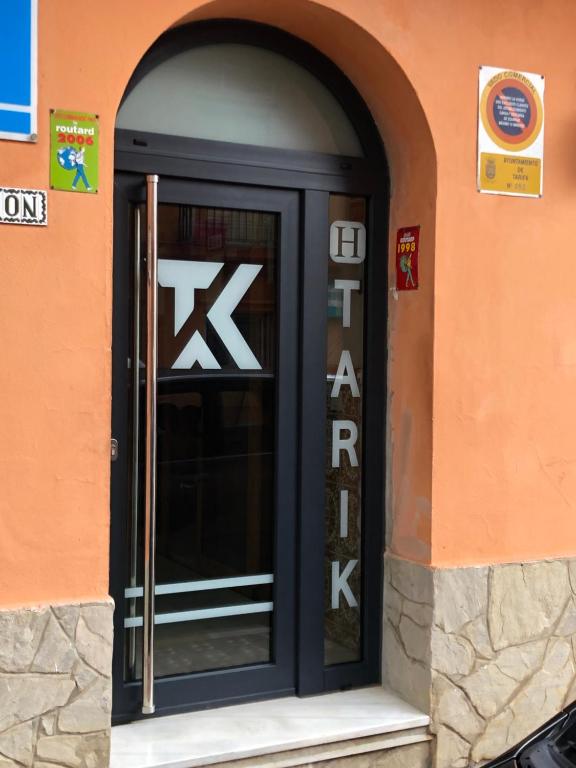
[329,220,366,264]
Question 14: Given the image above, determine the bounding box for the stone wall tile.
[432,676,484,742]
[493,640,546,682]
[0,676,75,731]
[385,556,576,767]
[388,555,433,605]
[53,605,81,640]
[37,733,109,768]
[0,720,35,767]
[434,725,470,768]
[568,561,576,595]
[31,615,78,674]
[399,616,429,663]
[384,586,402,628]
[461,617,494,660]
[430,630,475,677]
[471,707,514,763]
[80,604,114,646]
[73,659,100,691]
[36,763,70,768]
[458,661,518,719]
[40,714,55,736]
[502,642,574,748]
[403,599,433,628]
[434,567,488,634]
[557,597,576,637]
[564,678,576,708]
[37,735,84,768]
[488,561,570,650]
[76,618,112,678]
[0,609,49,673]
[462,640,574,761]
[0,599,112,768]
[542,637,573,675]
[383,621,431,713]
[58,679,112,734]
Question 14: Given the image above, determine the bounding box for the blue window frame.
[0,0,37,142]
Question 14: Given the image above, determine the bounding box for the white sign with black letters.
[0,187,47,226]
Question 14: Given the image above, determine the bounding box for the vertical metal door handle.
[128,207,141,678]
[142,175,159,715]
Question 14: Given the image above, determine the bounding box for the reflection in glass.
[125,203,278,680]
[324,196,366,666]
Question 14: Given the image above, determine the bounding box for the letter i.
[339,490,349,538]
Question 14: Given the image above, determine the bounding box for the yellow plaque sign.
[479,153,541,197]
[477,66,545,198]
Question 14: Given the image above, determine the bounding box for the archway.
[164,0,438,571]
[109,7,437,722]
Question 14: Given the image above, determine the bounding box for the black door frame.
[110,19,389,722]
[111,175,300,720]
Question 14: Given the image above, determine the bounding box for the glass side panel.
[125,203,278,680]
[116,44,363,157]
[324,196,366,666]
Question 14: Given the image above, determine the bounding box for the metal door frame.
[110,18,389,723]
[111,173,299,721]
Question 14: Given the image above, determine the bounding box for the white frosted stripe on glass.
[124,601,274,629]
[124,573,274,599]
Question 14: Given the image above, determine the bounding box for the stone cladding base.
[384,553,576,767]
[7,555,573,768]
[0,599,113,768]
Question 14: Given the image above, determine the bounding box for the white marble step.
[110,686,430,768]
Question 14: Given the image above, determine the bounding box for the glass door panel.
[324,195,367,666]
[126,203,278,680]
[111,176,298,717]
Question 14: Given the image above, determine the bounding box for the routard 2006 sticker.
[477,66,544,198]
[50,110,99,194]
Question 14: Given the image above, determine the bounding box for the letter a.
[331,350,360,398]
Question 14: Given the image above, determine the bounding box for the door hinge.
[111,438,119,462]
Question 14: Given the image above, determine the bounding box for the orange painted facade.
[0,0,575,608]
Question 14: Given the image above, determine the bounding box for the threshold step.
[110,686,430,768]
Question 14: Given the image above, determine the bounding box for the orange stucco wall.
[0,0,575,607]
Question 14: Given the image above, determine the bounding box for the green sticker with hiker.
[50,110,99,193]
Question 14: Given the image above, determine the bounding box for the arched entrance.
[110,20,388,722]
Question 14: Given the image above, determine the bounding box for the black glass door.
[111,175,299,719]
